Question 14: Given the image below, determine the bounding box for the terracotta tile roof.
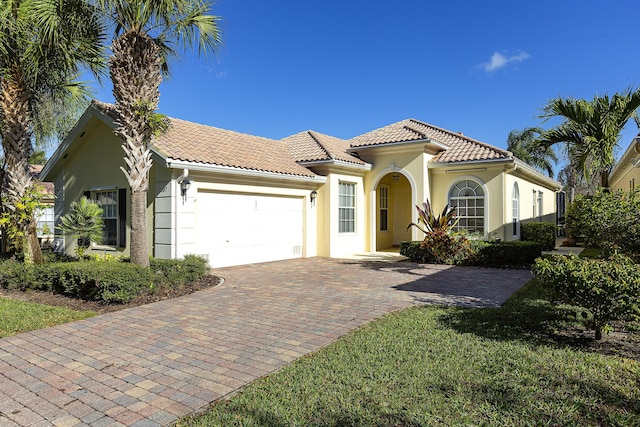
[92,102,317,178]
[349,118,510,163]
[29,164,54,195]
[154,118,318,177]
[283,131,367,165]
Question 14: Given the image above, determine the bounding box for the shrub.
[468,241,541,268]
[566,189,640,257]
[400,241,431,263]
[521,222,556,251]
[38,262,153,303]
[150,254,209,287]
[0,260,38,291]
[533,254,640,340]
[0,255,208,304]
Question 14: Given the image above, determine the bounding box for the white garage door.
[196,191,303,268]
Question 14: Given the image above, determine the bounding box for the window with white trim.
[95,190,118,246]
[512,183,520,238]
[338,182,356,233]
[449,179,485,233]
[379,186,389,231]
[36,205,54,238]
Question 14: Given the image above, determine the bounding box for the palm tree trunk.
[0,66,43,264]
[109,30,163,267]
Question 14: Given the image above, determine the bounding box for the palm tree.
[0,0,104,263]
[538,89,640,188]
[506,127,557,177]
[97,0,221,266]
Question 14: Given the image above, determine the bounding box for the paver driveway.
[0,258,532,426]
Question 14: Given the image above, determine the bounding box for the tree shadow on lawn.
[435,278,640,362]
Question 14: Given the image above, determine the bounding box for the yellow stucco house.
[42,102,560,267]
[610,135,640,192]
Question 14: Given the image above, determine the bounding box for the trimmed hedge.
[401,240,541,268]
[0,255,209,304]
[521,222,556,251]
[469,241,542,268]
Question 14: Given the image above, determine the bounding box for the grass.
[0,297,96,338]
[179,279,640,426]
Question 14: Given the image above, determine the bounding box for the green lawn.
[0,297,96,338]
[179,279,639,426]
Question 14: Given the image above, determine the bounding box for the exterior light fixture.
[310,190,317,206]
[180,177,191,198]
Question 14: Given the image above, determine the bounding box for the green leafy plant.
[404,200,474,265]
[57,197,104,257]
[533,254,640,339]
[0,184,48,263]
[407,199,459,234]
[566,189,640,258]
[521,222,556,251]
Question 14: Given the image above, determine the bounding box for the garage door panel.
[196,192,303,267]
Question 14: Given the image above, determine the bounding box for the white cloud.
[482,51,530,72]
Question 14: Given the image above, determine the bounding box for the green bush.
[468,241,542,268]
[521,222,556,251]
[400,241,431,263]
[401,240,540,268]
[150,254,209,287]
[566,190,640,257]
[35,262,153,303]
[400,232,473,265]
[0,255,209,304]
[533,254,640,340]
[0,260,38,291]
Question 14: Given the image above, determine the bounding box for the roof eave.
[610,136,640,182]
[297,159,372,171]
[165,159,327,184]
[347,138,448,152]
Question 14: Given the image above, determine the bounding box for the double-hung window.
[85,188,127,248]
[96,190,118,246]
[338,182,356,233]
[379,186,389,231]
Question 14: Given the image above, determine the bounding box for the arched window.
[512,183,520,239]
[449,179,485,234]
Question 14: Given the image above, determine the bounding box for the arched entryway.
[375,172,412,251]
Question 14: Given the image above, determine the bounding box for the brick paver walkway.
[0,258,531,426]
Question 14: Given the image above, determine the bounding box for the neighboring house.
[609,135,640,192]
[29,164,55,242]
[41,101,561,267]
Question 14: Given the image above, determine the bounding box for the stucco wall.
[54,117,132,256]
[610,165,640,192]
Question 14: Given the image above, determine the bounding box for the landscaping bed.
[0,273,220,313]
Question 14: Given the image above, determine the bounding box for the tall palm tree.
[97,0,221,266]
[538,89,640,188]
[506,127,557,177]
[0,0,104,263]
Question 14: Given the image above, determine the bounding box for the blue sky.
[88,0,640,171]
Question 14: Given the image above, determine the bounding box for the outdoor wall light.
[180,177,191,197]
[310,190,317,206]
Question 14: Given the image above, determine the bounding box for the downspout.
[503,162,517,240]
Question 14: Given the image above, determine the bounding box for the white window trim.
[92,189,120,249]
[338,181,356,234]
[379,185,389,232]
[447,177,488,236]
[512,183,520,239]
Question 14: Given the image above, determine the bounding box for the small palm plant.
[58,197,104,257]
